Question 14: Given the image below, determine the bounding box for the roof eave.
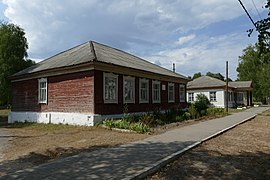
[10,62,94,82]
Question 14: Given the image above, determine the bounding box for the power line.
[251,0,262,20]
[238,0,257,30]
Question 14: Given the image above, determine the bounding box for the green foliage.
[188,104,198,119]
[102,119,150,133]
[253,101,262,105]
[182,112,191,120]
[139,113,155,126]
[206,72,225,81]
[194,94,210,116]
[249,0,270,56]
[237,44,270,101]
[192,72,202,79]
[0,22,35,105]
[207,107,225,116]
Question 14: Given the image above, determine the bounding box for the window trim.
[103,72,118,104]
[188,92,194,102]
[123,76,135,104]
[139,79,149,103]
[152,80,161,103]
[168,83,175,103]
[179,84,186,102]
[209,91,217,102]
[38,78,48,104]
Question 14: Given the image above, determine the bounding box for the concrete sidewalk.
[2,107,269,179]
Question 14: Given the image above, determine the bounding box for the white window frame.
[210,91,217,102]
[123,76,135,104]
[38,78,48,104]
[103,72,118,104]
[188,92,194,102]
[152,80,161,103]
[139,79,149,103]
[179,84,186,102]
[168,83,175,103]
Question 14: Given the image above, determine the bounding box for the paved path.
[1,107,269,179]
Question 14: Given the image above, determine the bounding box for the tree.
[248,0,270,58]
[192,72,202,79]
[206,72,225,81]
[0,22,35,105]
[237,44,270,101]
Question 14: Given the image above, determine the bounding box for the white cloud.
[145,33,258,80]
[177,34,196,46]
[1,0,266,79]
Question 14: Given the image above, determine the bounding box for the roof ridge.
[91,41,188,79]
[89,41,97,61]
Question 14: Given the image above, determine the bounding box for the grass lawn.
[0,109,10,117]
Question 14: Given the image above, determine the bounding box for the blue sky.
[0,0,267,79]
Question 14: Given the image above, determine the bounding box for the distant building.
[9,41,188,126]
[187,76,253,108]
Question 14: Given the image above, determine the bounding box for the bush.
[194,94,210,116]
[139,113,154,126]
[188,104,198,119]
[102,119,150,133]
[207,107,225,116]
[182,112,191,120]
[253,102,262,105]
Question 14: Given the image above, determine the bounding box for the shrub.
[102,119,150,133]
[188,104,198,119]
[182,112,191,120]
[253,102,262,105]
[175,116,181,122]
[207,107,225,116]
[194,94,210,116]
[139,113,154,126]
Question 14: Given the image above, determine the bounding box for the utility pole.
[226,61,229,113]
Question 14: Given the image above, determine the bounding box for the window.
[38,78,47,104]
[104,73,118,103]
[123,76,135,103]
[188,92,194,102]
[152,81,161,103]
[139,79,149,103]
[210,91,216,101]
[179,84,186,102]
[168,83,175,103]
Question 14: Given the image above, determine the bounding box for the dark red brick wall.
[12,71,94,113]
[11,79,39,111]
[12,69,186,115]
[94,70,187,115]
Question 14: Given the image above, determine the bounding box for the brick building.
[9,41,188,126]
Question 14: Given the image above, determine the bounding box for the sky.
[0,0,267,80]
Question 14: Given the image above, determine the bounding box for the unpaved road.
[148,109,270,179]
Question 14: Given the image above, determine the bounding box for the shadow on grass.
[149,148,270,180]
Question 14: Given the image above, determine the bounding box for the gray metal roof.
[187,76,253,90]
[12,41,188,80]
[187,76,226,89]
[228,81,252,88]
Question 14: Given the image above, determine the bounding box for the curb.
[130,114,257,180]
